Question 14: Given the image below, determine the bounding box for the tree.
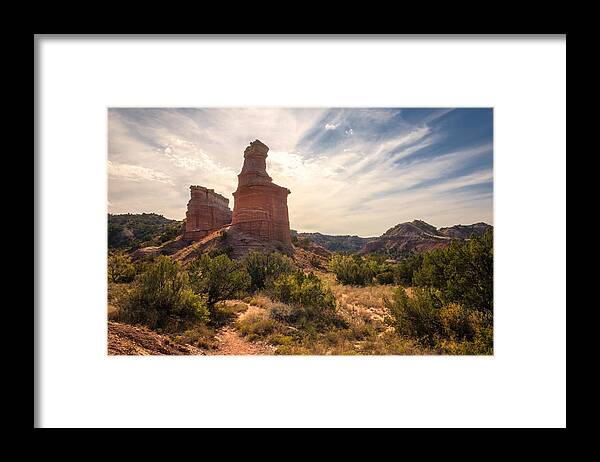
[187,253,251,308]
[243,251,295,292]
[108,253,136,283]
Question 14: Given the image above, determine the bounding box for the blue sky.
[108,108,493,236]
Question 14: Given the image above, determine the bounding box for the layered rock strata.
[183,185,232,240]
[230,140,292,251]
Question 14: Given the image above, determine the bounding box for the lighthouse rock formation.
[230,140,292,247]
[176,139,292,259]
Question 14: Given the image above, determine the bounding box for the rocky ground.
[108,321,205,355]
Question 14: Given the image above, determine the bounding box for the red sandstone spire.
[231,140,292,248]
[238,139,272,187]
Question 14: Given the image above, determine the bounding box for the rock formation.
[230,140,292,250]
[183,185,232,240]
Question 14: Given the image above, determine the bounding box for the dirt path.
[207,302,275,356]
[207,325,275,355]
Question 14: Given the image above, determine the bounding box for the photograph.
[107,107,494,356]
[36,34,566,429]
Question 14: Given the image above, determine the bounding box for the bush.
[173,324,217,350]
[269,271,339,326]
[187,253,251,309]
[116,256,209,330]
[268,301,300,323]
[210,302,248,327]
[328,254,374,286]
[107,253,136,283]
[236,312,282,341]
[413,230,493,312]
[385,286,493,354]
[385,287,443,345]
[243,251,295,292]
[374,270,395,285]
[393,253,423,286]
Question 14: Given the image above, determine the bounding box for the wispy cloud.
[108,108,493,235]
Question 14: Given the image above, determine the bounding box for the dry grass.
[107,281,133,317]
[233,274,437,355]
[318,272,395,322]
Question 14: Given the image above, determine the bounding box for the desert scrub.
[107,253,136,283]
[268,301,300,323]
[244,293,273,309]
[242,251,295,292]
[385,286,493,354]
[115,256,209,330]
[436,305,493,354]
[385,287,443,345]
[412,229,493,312]
[328,254,374,286]
[211,301,248,327]
[236,312,284,342]
[187,253,251,311]
[268,271,341,327]
[173,323,218,350]
[107,281,133,318]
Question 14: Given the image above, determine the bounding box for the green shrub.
[413,230,493,312]
[173,323,217,350]
[374,270,395,285]
[393,253,424,286]
[116,256,209,330]
[269,271,339,325]
[210,302,248,327]
[236,312,281,341]
[243,251,295,292]
[385,287,443,345]
[268,302,300,323]
[385,286,493,354]
[187,253,251,310]
[107,253,136,283]
[328,254,374,286]
[436,307,493,355]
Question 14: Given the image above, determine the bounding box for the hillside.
[363,220,492,259]
[118,212,491,263]
[293,230,376,253]
[108,213,183,250]
[292,220,492,259]
[438,222,492,239]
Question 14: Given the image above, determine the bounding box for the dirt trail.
[207,302,275,356]
[208,325,275,355]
